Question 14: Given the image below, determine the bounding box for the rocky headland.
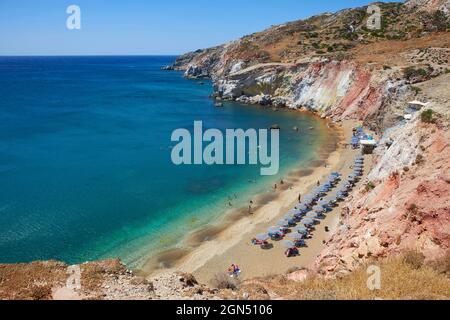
[1,0,449,300]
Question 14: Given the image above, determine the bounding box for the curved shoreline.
[140,117,355,283]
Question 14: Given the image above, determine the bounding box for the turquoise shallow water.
[0,56,328,267]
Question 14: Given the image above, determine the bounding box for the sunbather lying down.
[251,238,269,246]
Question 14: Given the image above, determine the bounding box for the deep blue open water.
[0,56,328,267]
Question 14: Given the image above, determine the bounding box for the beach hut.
[360,139,377,154]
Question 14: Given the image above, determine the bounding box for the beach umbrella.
[288,233,304,241]
[295,226,308,235]
[277,219,290,228]
[318,199,330,207]
[306,212,319,219]
[331,172,341,177]
[268,227,281,235]
[287,209,300,217]
[284,213,296,222]
[323,182,334,189]
[283,240,296,249]
[256,234,270,242]
[313,206,325,214]
[302,218,315,226]
[297,204,309,212]
[292,210,303,218]
[303,196,315,205]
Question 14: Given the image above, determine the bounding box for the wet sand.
[143,119,363,284]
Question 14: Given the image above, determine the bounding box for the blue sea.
[0,56,329,267]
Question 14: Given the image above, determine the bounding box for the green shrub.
[415,154,425,166]
[411,86,422,95]
[404,67,428,80]
[421,109,434,124]
[365,182,376,192]
[211,273,240,290]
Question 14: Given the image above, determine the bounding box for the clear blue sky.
[0,0,402,55]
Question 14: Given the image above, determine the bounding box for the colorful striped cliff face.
[209,59,384,122]
[288,61,381,120]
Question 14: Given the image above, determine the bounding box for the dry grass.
[211,273,241,291]
[243,253,450,300]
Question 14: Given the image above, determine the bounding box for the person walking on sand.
[317,180,320,187]
[298,194,302,203]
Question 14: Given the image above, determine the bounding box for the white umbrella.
[256,234,270,241]
[288,233,304,241]
[277,219,290,228]
[295,225,308,235]
[283,240,296,249]
[302,218,315,226]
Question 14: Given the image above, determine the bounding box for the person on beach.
[228,264,241,277]
[317,181,320,187]
[298,194,302,203]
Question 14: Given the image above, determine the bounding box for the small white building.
[408,100,429,111]
[360,139,377,154]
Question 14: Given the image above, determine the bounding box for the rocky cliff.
[170,1,450,131]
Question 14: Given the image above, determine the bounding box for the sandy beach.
[143,119,367,285]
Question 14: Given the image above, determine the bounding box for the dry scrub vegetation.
[226,252,450,300]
